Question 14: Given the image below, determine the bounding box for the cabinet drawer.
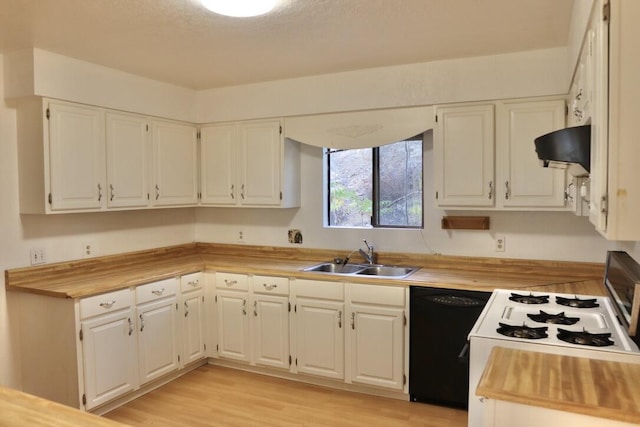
[293,279,343,300]
[136,277,179,305]
[216,272,248,290]
[251,275,289,295]
[348,283,405,307]
[181,271,204,293]
[80,288,133,320]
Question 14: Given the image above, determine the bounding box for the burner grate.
[527,310,580,325]
[556,296,599,309]
[557,328,614,347]
[508,293,549,305]
[497,322,549,339]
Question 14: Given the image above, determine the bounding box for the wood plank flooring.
[104,365,468,427]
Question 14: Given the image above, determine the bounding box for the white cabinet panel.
[435,105,495,207]
[499,100,566,207]
[200,124,236,205]
[182,291,206,365]
[151,120,198,206]
[81,307,138,410]
[216,289,251,362]
[48,102,105,211]
[240,121,282,206]
[295,297,344,380]
[106,112,149,208]
[136,297,180,384]
[252,294,289,370]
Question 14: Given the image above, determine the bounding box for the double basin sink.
[302,262,419,279]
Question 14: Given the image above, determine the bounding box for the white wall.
[0,54,198,389]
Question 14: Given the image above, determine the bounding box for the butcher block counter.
[5,242,607,298]
[477,347,640,426]
[0,386,128,426]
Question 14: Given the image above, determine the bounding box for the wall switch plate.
[30,248,46,265]
[495,235,506,252]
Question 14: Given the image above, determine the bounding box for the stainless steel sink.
[356,265,418,277]
[302,263,364,274]
[302,262,419,278]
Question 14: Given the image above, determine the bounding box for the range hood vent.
[534,125,591,176]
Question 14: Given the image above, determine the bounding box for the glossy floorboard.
[104,365,468,427]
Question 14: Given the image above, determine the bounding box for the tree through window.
[326,135,423,228]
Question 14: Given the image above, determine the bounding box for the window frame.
[325,135,424,229]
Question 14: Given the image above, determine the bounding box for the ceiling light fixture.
[201,0,279,17]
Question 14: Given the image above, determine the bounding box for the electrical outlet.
[495,235,506,252]
[82,242,96,258]
[29,248,46,265]
[237,230,245,243]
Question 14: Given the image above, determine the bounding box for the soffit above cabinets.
[0,0,574,90]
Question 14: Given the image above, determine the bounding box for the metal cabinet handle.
[242,299,247,315]
[505,181,510,200]
[110,184,115,201]
[240,184,245,200]
[338,310,342,328]
[184,301,189,317]
[155,184,160,200]
[224,279,237,287]
[139,314,145,332]
[263,283,277,291]
[230,184,235,199]
[128,318,133,336]
[97,184,103,201]
[253,301,257,317]
[151,288,165,296]
[351,312,355,330]
[99,300,116,309]
[187,280,199,287]
[488,181,493,200]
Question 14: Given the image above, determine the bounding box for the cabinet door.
[106,112,149,208]
[295,298,344,380]
[48,102,105,211]
[348,304,404,390]
[239,120,282,206]
[500,100,566,207]
[252,294,289,370]
[137,297,180,385]
[200,124,237,205]
[151,120,198,206]
[81,308,138,410]
[434,105,495,207]
[182,291,206,365]
[216,289,250,362]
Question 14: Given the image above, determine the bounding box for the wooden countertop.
[5,242,607,298]
[476,347,640,425]
[0,386,128,426]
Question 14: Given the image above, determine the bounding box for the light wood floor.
[104,365,468,427]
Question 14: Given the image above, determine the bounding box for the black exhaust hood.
[534,125,591,176]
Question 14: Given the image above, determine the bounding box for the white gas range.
[467,251,640,427]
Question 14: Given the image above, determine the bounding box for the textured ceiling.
[0,0,574,90]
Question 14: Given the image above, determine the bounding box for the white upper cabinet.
[48,101,106,211]
[434,104,495,207]
[151,120,199,207]
[497,99,566,208]
[105,112,150,209]
[435,99,568,210]
[200,119,300,208]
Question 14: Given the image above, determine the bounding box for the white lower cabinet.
[292,279,345,380]
[181,272,206,365]
[215,272,251,362]
[79,288,138,410]
[251,275,290,370]
[346,283,406,391]
[135,279,180,385]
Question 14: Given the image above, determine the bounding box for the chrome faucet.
[359,239,376,264]
[342,239,376,266]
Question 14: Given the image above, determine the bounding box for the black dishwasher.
[409,286,490,408]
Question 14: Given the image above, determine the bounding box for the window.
[326,135,423,228]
